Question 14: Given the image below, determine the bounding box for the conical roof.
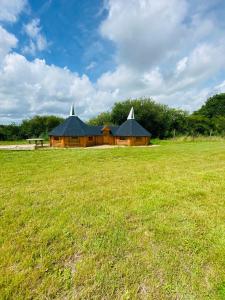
[115,119,151,137]
[115,107,151,137]
[49,116,92,136]
[49,106,150,137]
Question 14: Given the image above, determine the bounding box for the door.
[103,135,109,144]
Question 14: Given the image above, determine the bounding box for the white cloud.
[24,18,40,38]
[211,80,225,95]
[1,0,225,124]
[86,61,97,71]
[97,38,225,110]
[0,26,18,61]
[176,57,188,75]
[0,52,117,123]
[0,0,27,23]
[170,42,225,92]
[96,0,225,111]
[101,0,188,70]
[23,18,48,55]
[36,34,48,51]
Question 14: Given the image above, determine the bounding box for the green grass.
[0,141,225,299]
[0,140,49,145]
[0,140,28,145]
[167,136,225,143]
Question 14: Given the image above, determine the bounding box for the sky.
[0,0,225,124]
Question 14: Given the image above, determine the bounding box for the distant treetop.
[194,93,225,118]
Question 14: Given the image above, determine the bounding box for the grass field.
[0,141,225,299]
[0,140,29,145]
[0,140,48,145]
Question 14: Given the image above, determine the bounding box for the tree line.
[0,94,225,140]
[89,94,225,138]
[0,115,64,141]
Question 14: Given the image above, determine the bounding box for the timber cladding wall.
[102,126,115,145]
[50,135,150,147]
[51,136,87,147]
[51,136,107,147]
[115,136,150,146]
[133,136,150,145]
[115,137,131,146]
[49,108,151,148]
[50,136,64,147]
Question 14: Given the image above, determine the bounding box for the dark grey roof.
[49,116,150,137]
[49,116,120,137]
[107,126,119,135]
[90,125,119,136]
[115,119,151,137]
[49,116,94,136]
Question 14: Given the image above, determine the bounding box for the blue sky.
[5,0,114,79]
[0,0,225,123]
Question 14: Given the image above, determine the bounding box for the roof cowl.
[127,107,135,120]
[70,104,75,116]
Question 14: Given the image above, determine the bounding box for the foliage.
[0,123,21,140]
[187,115,212,136]
[20,115,64,139]
[1,93,225,140]
[166,135,225,143]
[111,98,189,138]
[194,93,225,118]
[212,116,225,136]
[88,112,112,125]
[0,115,64,141]
[0,142,225,298]
[163,108,189,137]
[89,94,225,138]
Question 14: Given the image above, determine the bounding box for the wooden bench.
[26,138,44,147]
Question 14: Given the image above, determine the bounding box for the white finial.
[70,104,75,116]
[127,107,135,119]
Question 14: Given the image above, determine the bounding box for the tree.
[167,109,189,137]
[110,98,188,138]
[88,112,112,126]
[0,116,64,141]
[187,115,212,136]
[212,116,225,135]
[0,124,21,140]
[194,93,225,118]
[20,115,64,139]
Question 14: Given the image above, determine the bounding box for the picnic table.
[26,138,44,147]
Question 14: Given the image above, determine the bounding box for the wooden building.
[49,106,151,147]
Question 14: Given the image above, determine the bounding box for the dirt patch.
[85,145,160,149]
[0,144,159,150]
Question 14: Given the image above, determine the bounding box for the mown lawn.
[0,140,29,145]
[0,141,225,299]
[0,140,48,145]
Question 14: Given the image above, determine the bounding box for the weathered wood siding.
[50,136,64,147]
[95,136,103,145]
[102,126,115,145]
[50,135,150,147]
[115,136,150,146]
[50,136,87,147]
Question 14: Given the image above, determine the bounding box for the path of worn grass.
[0,142,225,299]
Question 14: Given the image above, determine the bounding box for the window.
[88,136,93,141]
[54,136,60,141]
[119,137,127,140]
[135,137,143,140]
[69,137,79,144]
